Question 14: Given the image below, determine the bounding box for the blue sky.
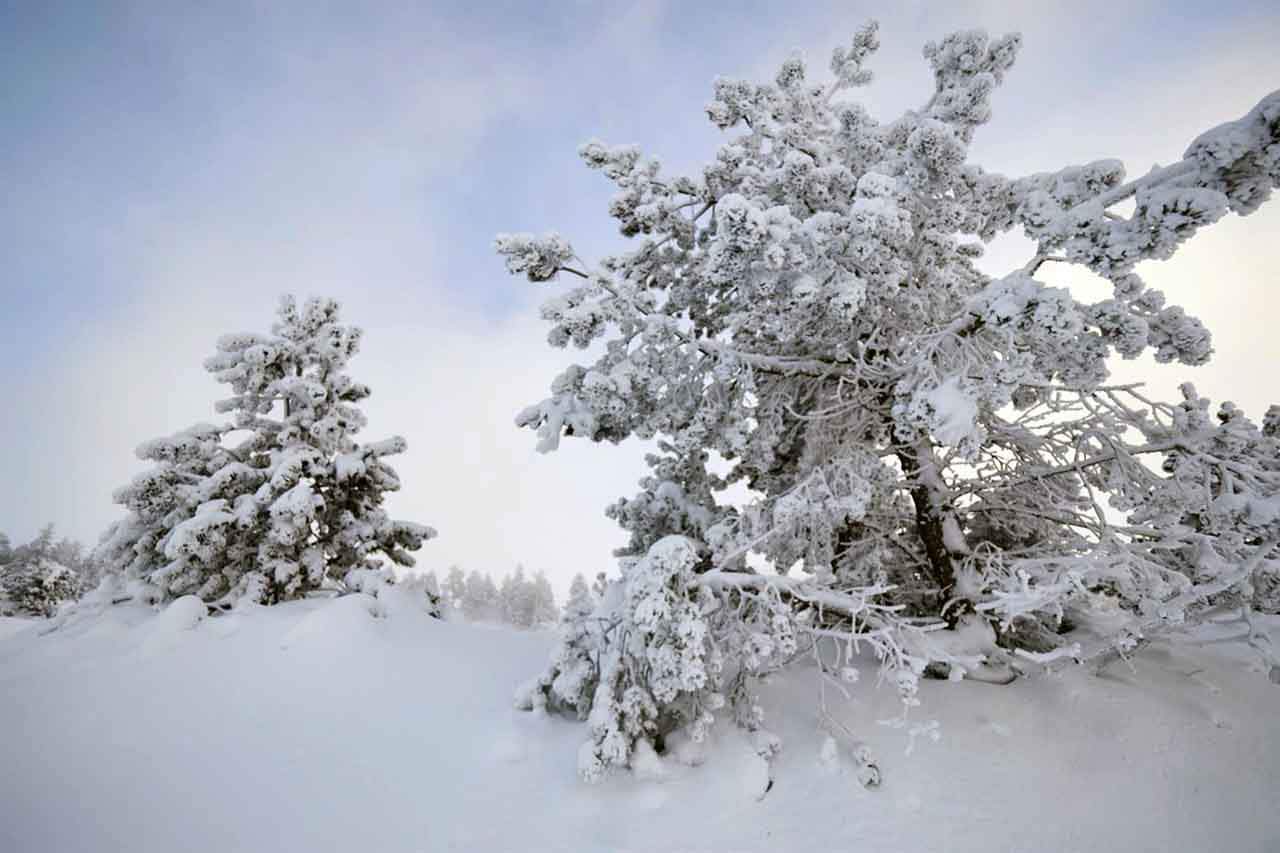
[2,0,1279,589]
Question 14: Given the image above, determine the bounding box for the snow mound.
[277,593,382,652]
[137,595,207,656]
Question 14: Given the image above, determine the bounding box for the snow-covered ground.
[2,598,1278,853]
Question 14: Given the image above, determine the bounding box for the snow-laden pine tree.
[443,565,467,611]
[13,524,57,565]
[1,526,81,617]
[501,23,1280,779]
[421,570,441,601]
[98,296,434,606]
[96,423,236,596]
[530,571,559,626]
[462,570,500,622]
[1,558,79,617]
[500,564,532,626]
[0,533,13,566]
[564,572,595,620]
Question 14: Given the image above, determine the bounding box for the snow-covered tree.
[421,570,441,600]
[530,570,559,626]
[500,22,1280,779]
[444,564,467,610]
[51,537,84,570]
[96,423,238,598]
[0,533,13,565]
[500,564,532,626]
[518,567,613,729]
[72,551,108,594]
[98,296,434,606]
[468,566,561,627]
[1,558,79,618]
[564,572,595,620]
[1,526,81,617]
[12,524,57,564]
[462,570,500,622]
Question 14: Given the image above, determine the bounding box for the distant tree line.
[435,564,563,628]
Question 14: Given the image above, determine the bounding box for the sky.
[2,0,1278,593]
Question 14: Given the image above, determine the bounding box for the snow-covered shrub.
[1,557,80,617]
[355,569,442,617]
[500,21,1280,778]
[519,534,943,781]
[1,526,86,617]
[97,296,435,607]
[519,537,726,778]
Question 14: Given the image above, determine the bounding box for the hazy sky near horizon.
[2,0,1278,591]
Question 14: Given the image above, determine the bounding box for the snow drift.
[1,598,1277,852]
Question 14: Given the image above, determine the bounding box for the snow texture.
[1,603,1277,852]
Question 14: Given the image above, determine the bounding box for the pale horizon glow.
[2,0,1278,594]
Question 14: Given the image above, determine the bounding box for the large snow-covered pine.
[499,23,1280,778]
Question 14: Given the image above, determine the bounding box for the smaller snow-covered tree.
[1,559,80,617]
[530,571,558,626]
[99,296,434,606]
[500,564,533,626]
[2,527,81,617]
[518,570,611,724]
[462,570,500,621]
[13,524,56,564]
[51,537,84,570]
[521,571,599,718]
[0,533,13,565]
[73,551,108,594]
[443,565,467,610]
[482,573,501,618]
[564,572,595,620]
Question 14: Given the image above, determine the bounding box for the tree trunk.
[896,439,968,620]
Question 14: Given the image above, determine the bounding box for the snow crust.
[1,603,1277,852]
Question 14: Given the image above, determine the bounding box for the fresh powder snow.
[1,599,1277,852]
